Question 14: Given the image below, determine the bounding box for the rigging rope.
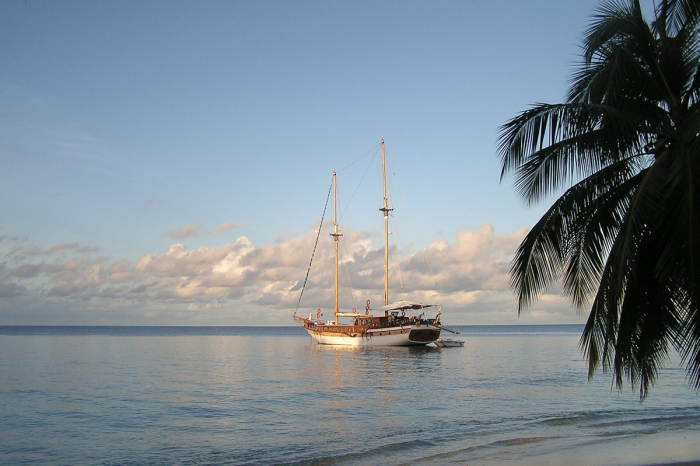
[390,210,405,294]
[295,181,333,313]
[342,149,380,212]
[336,190,358,312]
[392,170,439,288]
[337,142,380,172]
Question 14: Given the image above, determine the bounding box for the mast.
[331,172,342,324]
[379,140,393,309]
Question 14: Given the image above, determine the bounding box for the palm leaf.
[502,0,700,396]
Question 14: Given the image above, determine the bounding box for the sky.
[0,0,649,326]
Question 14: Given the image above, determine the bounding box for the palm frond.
[503,0,700,396]
[563,163,643,308]
[499,102,654,205]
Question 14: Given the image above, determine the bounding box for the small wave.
[388,435,557,466]
[490,436,552,447]
[274,439,435,466]
[534,411,605,427]
[588,412,700,439]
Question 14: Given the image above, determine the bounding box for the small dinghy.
[434,338,464,348]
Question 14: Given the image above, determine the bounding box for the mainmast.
[379,140,393,308]
[331,172,342,324]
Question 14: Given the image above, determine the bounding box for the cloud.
[161,221,241,239]
[212,221,239,236]
[161,222,204,239]
[0,224,584,325]
[0,281,26,298]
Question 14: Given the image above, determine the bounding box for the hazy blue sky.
[0,1,651,325]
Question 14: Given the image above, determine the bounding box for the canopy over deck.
[373,300,437,312]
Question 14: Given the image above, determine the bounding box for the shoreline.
[489,429,700,466]
[645,463,700,466]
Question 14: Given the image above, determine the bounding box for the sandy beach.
[468,428,700,466]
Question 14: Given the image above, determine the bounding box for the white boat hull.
[306,324,441,346]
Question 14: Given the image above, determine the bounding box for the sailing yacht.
[293,141,442,346]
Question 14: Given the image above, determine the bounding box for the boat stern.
[408,326,441,343]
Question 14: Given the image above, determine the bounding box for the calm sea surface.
[0,325,698,466]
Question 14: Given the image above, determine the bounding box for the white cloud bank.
[0,225,585,326]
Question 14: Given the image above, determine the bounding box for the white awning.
[373,300,437,311]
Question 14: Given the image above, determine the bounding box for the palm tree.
[498,0,700,398]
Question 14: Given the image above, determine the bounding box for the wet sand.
[461,427,699,466]
[647,463,700,466]
[531,434,697,466]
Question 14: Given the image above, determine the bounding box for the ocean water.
[0,325,698,466]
